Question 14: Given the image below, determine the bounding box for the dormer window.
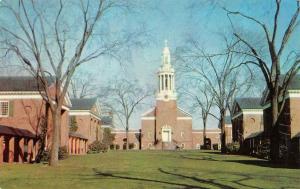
[0,101,9,117]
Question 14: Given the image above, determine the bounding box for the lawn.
[0,150,299,189]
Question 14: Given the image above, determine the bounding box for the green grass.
[0,150,299,189]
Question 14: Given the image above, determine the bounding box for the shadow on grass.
[224,159,300,169]
[93,168,208,189]
[93,167,266,189]
[180,155,218,161]
[201,151,222,155]
[158,168,235,189]
[182,151,299,169]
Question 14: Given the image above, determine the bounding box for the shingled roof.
[0,125,36,138]
[235,97,262,109]
[69,132,88,140]
[225,116,231,124]
[0,76,53,92]
[101,116,112,125]
[70,98,97,110]
[279,74,300,90]
[261,75,300,105]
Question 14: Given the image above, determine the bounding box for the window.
[181,131,184,138]
[162,128,171,142]
[0,101,9,117]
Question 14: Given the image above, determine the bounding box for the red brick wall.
[290,98,300,138]
[141,100,193,150]
[72,114,101,145]
[141,119,155,149]
[0,98,69,149]
[113,131,140,150]
[225,125,232,144]
[243,114,263,139]
[192,130,221,149]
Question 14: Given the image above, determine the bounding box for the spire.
[156,40,177,101]
[162,39,170,65]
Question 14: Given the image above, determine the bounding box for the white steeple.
[156,40,177,101]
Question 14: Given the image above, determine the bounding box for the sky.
[80,0,300,130]
[0,0,299,130]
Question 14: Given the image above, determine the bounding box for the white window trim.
[0,101,9,117]
[162,128,172,142]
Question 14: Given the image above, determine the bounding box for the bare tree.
[0,0,143,166]
[176,37,253,153]
[69,71,98,99]
[104,79,152,150]
[178,82,214,148]
[224,0,300,162]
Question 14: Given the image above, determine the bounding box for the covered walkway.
[69,132,88,155]
[0,125,38,164]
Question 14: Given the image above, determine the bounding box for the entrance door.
[162,129,171,142]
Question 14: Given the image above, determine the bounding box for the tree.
[102,128,115,149]
[176,37,253,153]
[104,79,152,150]
[69,71,98,99]
[178,82,214,147]
[225,0,300,162]
[0,0,142,166]
[69,116,78,132]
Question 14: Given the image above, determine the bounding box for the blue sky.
[1,0,299,130]
[75,0,299,130]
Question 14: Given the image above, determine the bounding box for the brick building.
[69,98,102,154]
[112,129,141,150]
[231,97,264,154]
[0,77,70,163]
[192,129,221,149]
[140,42,194,150]
[224,116,233,145]
[262,75,300,162]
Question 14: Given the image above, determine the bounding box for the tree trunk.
[220,109,226,153]
[126,119,129,150]
[126,128,129,150]
[203,115,207,147]
[49,107,61,166]
[270,93,280,163]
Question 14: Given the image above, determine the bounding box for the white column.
[161,75,163,91]
[173,75,175,92]
[159,75,161,92]
[162,74,166,91]
[170,75,172,91]
[168,75,171,91]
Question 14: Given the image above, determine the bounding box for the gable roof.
[70,98,97,110]
[279,74,300,90]
[0,76,53,92]
[141,106,192,118]
[225,116,231,124]
[261,74,300,105]
[101,116,113,125]
[141,107,155,117]
[235,97,262,110]
[177,107,192,117]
